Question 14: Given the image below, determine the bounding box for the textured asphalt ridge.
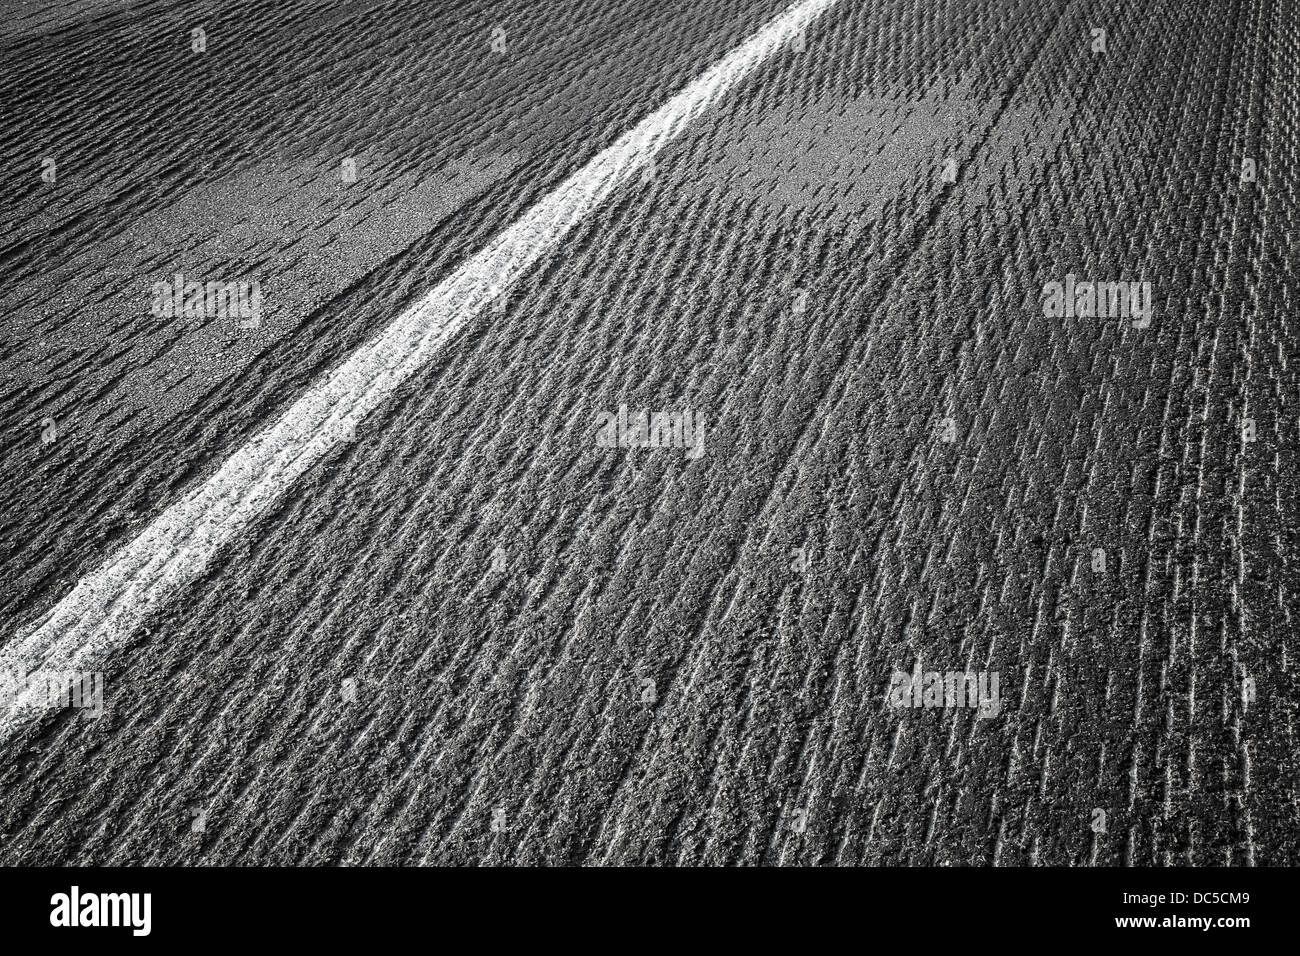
[1,0,1297,865]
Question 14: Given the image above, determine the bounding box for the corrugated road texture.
[1,0,1297,864]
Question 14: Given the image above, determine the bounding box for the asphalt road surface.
[1,0,1297,865]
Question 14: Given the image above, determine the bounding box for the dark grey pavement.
[1,0,1297,865]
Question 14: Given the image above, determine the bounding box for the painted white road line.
[0,0,844,737]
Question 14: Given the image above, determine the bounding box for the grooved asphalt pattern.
[1,0,1297,865]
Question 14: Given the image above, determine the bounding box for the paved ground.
[1,0,1297,865]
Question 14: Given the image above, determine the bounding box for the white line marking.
[0,0,843,737]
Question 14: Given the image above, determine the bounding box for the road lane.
[1,0,1296,866]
